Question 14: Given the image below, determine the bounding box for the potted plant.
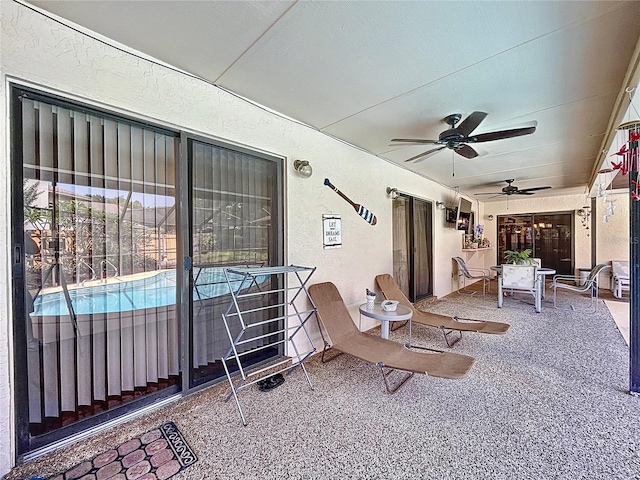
[366,288,376,309]
[503,249,534,265]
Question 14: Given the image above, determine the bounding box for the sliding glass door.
[497,213,573,274]
[391,194,433,301]
[12,87,181,453]
[187,137,284,387]
[11,87,285,456]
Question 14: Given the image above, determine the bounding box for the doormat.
[46,421,197,480]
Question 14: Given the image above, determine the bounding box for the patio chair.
[550,264,610,312]
[375,274,510,348]
[611,260,630,299]
[452,257,491,295]
[498,264,541,313]
[308,282,475,394]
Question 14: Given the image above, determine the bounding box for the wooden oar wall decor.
[324,178,377,225]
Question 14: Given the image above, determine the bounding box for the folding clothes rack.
[221,265,317,425]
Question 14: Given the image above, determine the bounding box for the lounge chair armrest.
[551,274,579,283]
[465,267,490,276]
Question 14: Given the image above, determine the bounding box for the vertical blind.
[22,97,180,431]
[190,139,279,385]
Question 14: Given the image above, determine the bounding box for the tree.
[23,179,50,230]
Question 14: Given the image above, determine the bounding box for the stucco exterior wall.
[595,191,630,289]
[595,191,630,262]
[0,43,10,480]
[0,2,464,472]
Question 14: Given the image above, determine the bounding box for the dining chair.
[498,264,541,313]
[550,264,610,312]
[452,257,491,296]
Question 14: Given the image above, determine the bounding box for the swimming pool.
[32,268,269,316]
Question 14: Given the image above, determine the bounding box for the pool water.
[32,268,268,316]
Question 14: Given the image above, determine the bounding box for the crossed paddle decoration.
[324,178,377,225]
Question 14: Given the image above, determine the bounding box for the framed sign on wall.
[323,214,342,249]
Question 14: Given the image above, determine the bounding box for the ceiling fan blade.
[454,111,487,137]
[517,186,552,193]
[454,144,479,159]
[404,146,446,162]
[515,191,535,195]
[390,138,438,144]
[467,126,536,143]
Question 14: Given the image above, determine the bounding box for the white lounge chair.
[611,260,629,299]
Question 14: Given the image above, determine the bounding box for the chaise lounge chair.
[308,282,474,394]
[375,274,510,347]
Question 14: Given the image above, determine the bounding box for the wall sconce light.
[293,159,313,178]
[485,214,494,221]
[386,187,399,199]
[435,201,447,210]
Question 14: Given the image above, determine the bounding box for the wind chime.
[610,86,640,203]
[610,126,640,199]
[577,206,591,231]
[596,86,640,224]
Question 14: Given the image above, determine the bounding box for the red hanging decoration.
[611,123,640,200]
[629,127,640,200]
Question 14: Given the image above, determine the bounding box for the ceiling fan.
[476,179,551,197]
[390,111,537,163]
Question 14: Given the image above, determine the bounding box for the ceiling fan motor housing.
[444,113,462,127]
[391,111,537,163]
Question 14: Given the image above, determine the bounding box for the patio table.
[359,303,413,343]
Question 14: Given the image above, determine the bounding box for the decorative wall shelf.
[462,248,492,252]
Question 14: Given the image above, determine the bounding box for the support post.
[630,136,640,394]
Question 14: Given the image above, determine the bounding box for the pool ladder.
[99,259,119,282]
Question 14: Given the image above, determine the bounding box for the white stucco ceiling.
[24,0,640,200]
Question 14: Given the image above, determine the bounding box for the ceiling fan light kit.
[391,111,537,163]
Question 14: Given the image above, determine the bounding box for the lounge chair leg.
[440,326,462,348]
[391,320,409,332]
[377,363,415,394]
[456,277,477,296]
[320,342,344,363]
[406,344,445,353]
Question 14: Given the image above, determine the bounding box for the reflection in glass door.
[12,88,181,454]
[532,213,573,274]
[497,213,573,274]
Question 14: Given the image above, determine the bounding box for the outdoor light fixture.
[293,159,313,178]
[435,201,447,210]
[386,187,399,199]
